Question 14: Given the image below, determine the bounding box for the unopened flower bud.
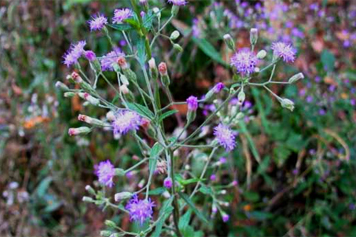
[55,81,69,91]
[173,43,183,52]
[186,96,198,122]
[115,168,125,176]
[158,62,170,87]
[84,50,96,61]
[78,114,107,126]
[288,72,304,84]
[120,74,129,85]
[79,92,100,106]
[238,91,246,105]
[153,7,161,18]
[100,230,112,237]
[250,28,258,45]
[114,192,132,202]
[223,34,235,51]
[148,58,158,79]
[280,98,294,111]
[85,185,96,195]
[170,30,180,40]
[257,49,267,59]
[222,213,230,222]
[82,196,94,202]
[163,177,173,189]
[64,92,76,97]
[106,111,115,121]
[71,71,83,83]
[68,127,91,136]
[105,220,116,228]
[119,84,129,94]
[171,5,179,16]
[117,56,128,70]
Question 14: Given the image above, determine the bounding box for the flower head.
[63,41,86,67]
[88,14,108,31]
[100,50,125,71]
[163,177,173,189]
[95,160,115,187]
[230,49,257,75]
[126,195,155,225]
[84,50,96,61]
[168,0,187,6]
[271,42,296,62]
[186,96,198,111]
[222,214,230,222]
[112,109,142,135]
[214,123,236,151]
[213,82,225,93]
[112,8,132,24]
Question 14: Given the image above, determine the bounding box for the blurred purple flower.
[112,8,132,24]
[230,49,257,75]
[100,50,125,71]
[167,0,187,6]
[214,123,236,151]
[213,82,225,93]
[112,110,142,135]
[84,50,96,61]
[88,14,107,31]
[63,41,86,67]
[95,160,115,187]
[126,195,155,225]
[186,96,198,111]
[271,42,296,63]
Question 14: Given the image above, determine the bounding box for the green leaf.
[239,121,261,163]
[179,192,209,224]
[107,23,132,31]
[137,37,146,65]
[36,177,52,197]
[242,191,260,202]
[124,18,140,31]
[147,187,166,195]
[178,177,205,186]
[158,110,178,123]
[152,197,174,237]
[321,49,335,72]
[126,102,154,119]
[199,185,214,196]
[179,209,192,231]
[142,10,155,30]
[192,37,228,66]
[149,142,163,175]
[249,211,273,221]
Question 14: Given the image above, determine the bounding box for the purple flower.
[214,123,236,151]
[186,96,198,111]
[213,82,225,93]
[126,195,155,225]
[230,49,257,75]
[112,8,132,24]
[88,14,107,31]
[271,42,296,63]
[163,177,172,189]
[210,174,216,181]
[62,41,86,67]
[112,110,142,135]
[84,50,96,61]
[222,214,229,222]
[95,160,115,187]
[100,50,125,71]
[167,0,187,6]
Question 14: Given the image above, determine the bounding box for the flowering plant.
[57,1,303,236]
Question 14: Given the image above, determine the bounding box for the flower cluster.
[100,50,125,71]
[126,195,155,225]
[112,8,132,24]
[63,41,86,67]
[271,42,296,62]
[88,14,108,31]
[95,160,115,188]
[230,49,257,75]
[214,123,236,151]
[112,110,142,135]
